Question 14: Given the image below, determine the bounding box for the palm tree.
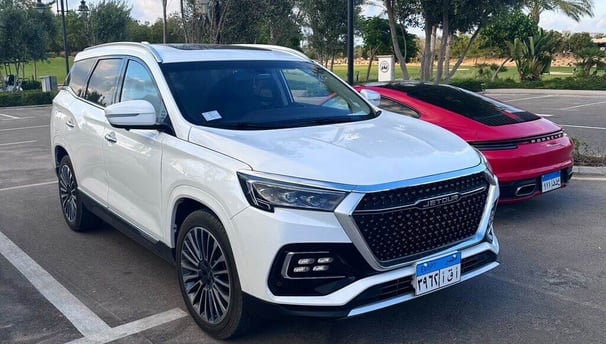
[525,0,594,23]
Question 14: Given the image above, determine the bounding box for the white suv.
[51,43,500,338]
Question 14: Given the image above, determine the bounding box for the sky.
[72,0,606,35]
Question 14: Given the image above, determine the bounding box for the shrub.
[21,79,42,91]
[450,79,485,92]
[0,90,56,107]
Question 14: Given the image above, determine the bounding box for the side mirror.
[104,100,158,129]
[359,89,381,107]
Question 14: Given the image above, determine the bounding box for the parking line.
[66,308,188,344]
[0,181,57,192]
[506,95,553,102]
[0,124,49,132]
[0,140,37,146]
[0,230,188,342]
[560,100,606,110]
[560,124,606,130]
[0,230,111,336]
[0,113,20,119]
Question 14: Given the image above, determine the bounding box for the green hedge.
[0,91,56,107]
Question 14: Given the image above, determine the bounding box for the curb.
[573,165,606,176]
[483,89,606,96]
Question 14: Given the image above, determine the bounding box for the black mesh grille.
[353,173,489,265]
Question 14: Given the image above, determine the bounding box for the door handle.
[66,119,75,128]
[104,132,117,143]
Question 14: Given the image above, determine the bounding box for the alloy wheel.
[180,226,231,324]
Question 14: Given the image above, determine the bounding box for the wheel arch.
[168,186,245,262]
[54,145,70,175]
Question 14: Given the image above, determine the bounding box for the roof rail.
[235,44,310,61]
[83,42,163,62]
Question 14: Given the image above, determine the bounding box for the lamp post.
[347,0,354,85]
[35,0,89,76]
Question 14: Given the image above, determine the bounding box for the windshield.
[161,60,375,129]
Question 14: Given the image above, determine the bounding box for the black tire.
[57,155,98,232]
[176,210,255,339]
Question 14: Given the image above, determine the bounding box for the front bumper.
[229,165,500,316]
[243,237,499,318]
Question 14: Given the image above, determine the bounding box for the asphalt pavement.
[1,94,605,343]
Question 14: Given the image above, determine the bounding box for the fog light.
[293,266,310,273]
[297,258,315,265]
[282,251,344,279]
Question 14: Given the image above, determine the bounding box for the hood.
[188,112,481,186]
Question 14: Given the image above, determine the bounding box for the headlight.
[238,172,348,212]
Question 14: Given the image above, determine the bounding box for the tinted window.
[120,60,167,122]
[382,84,540,126]
[380,97,420,118]
[85,59,122,107]
[68,58,95,97]
[161,60,375,130]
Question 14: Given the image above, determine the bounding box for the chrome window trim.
[334,164,499,272]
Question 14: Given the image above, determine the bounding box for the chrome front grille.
[352,173,488,266]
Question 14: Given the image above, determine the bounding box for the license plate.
[414,252,461,296]
[541,171,561,193]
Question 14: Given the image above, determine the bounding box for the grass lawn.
[330,63,580,83]
[4,57,74,84]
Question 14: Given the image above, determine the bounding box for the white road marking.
[506,95,553,102]
[537,113,553,117]
[0,124,49,132]
[0,140,37,146]
[487,273,606,314]
[66,308,188,344]
[0,113,20,119]
[0,230,111,336]
[0,181,56,192]
[560,100,606,110]
[0,230,188,342]
[560,124,606,130]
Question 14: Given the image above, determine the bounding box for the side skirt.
[80,191,176,265]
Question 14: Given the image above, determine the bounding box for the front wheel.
[176,210,255,339]
[57,155,98,231]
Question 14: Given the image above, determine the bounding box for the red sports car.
[356,83,574,203]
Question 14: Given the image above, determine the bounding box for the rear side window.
[383,84,540,126]
[67,58,95,97]
[85,59,122,107]
[380,97,420,118]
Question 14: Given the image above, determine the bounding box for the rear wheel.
[176,210,255,339]
[57,155,98,231]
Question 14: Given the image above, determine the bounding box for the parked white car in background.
[51,42,500,339]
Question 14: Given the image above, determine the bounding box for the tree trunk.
[421,19,433,81]
[446,25,482,82]
[366,48,377,81]
[491,57,511,81]
[445,33,453,76]
[430,25,437,79]
[180,0,188,43]
[385,0,409,80]
[435,4,449,84]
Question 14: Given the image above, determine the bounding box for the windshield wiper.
[215,122,278,130]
